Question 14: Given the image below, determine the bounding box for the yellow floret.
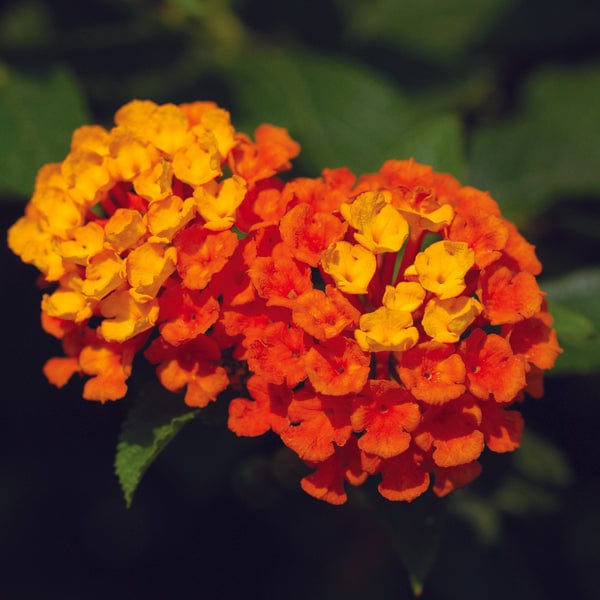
[355,307,419,352]
[321,241,376,294]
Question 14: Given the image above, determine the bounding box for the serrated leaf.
[228,46,465,179]
[543,268,600,374]
[335,0,515,62]
[115,384,199,507]
[0,66,91,198]
[468,63,600,224]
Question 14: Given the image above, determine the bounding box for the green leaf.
[0,65,91,198]
[513,429,573,488]
[543,268,600,374]
[335,0,516,62]
[115,383,199,508]
[468,63,600,224]
[228,46,465,179]
[378,497,446,597]
[491,476,561,516]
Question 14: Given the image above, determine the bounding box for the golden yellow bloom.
[146,195,196,243]
[99,290,159,342]
[126,242,177,302]
[60,222,105,265]
[422,296,483,343]
[171,131,221,186]
[321,241,376,294]
[81,249,126,300]
[340,191,409,253]
[355,306,419,352]
[42,288,94,322]
[408,240,474,299]
[382,281,426,312]
[194,176,247,231]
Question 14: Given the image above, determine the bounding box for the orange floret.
[174,225,238,290]
[228,375,291,437]
[479,263,544,325]
[145,335,229,407]
[247,246,313,306]
[351,380,421,459]
[480,402,524,453]
[461,329,527,403]
[377,448,431,502]
[245,322,309,387]
[397,341,466,405]
[291,285,360,340]
[448,211,508,269]
[231,124,300,186]
[280,202,347,266]
[506,311,562,370]
[305,336,370,396]
[157,281,220,346]
[279,385,353,462]
[433,461,482,497]
[300,437,369,505]
[413,395,484,468]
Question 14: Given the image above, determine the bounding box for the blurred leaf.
[543,268,600,374]
[0,66,91,198]
[468,63,600,224]
[336,0,517,62]
[448,489,502,545]
[379,497,446,597]
[228,46,465,179]
[513,429,573,488]
[115,384,199,508]
[492,476,560,516]
[0,0,54,48]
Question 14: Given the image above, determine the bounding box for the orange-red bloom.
[8,98,561,506]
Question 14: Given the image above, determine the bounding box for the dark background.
[2,1,600,598]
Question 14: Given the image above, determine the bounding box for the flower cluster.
[8,100,561,504]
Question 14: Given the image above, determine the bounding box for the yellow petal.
[414,240,474,299]
[355,307,419,352]
[321,241,376,294]
[99,290,159,342]
[422,296,483,343]
[382,281,426,312]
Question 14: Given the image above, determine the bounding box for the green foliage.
[543,268,600,374]
[336,0,516,62]
[378,496,446,597]
[0,66,90,198]
[229,46,466,179]
[468,63,600,224]
[115,383,199,508]
[450,429,573,545]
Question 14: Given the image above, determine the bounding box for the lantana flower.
[8,100,561,505]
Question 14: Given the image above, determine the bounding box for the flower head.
[8,100,561,506]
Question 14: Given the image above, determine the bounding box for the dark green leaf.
[0,66,91,198]
[543,268,600,374]
[228,46,465,179]
[115,383,199,508]
[492,476,560,516]
[513,429,573,488]
[468,63,600,224]
[448,489,502,545]
[335,0,513,62]
[378,497,446,597]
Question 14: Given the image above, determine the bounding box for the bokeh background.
[1,1,600,598]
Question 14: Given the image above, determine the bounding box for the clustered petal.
[8,100,561,505]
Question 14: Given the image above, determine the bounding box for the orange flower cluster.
[8,100,561,504]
